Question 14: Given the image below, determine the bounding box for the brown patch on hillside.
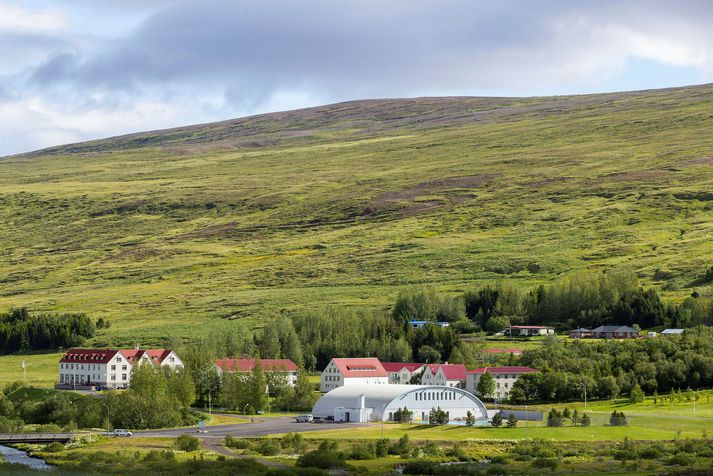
[681,156,713,166]
[600,169,670,182]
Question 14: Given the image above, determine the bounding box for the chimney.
[358,394,366,409]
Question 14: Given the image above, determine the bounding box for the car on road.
[296,414,313,423]
[113,429,132,437]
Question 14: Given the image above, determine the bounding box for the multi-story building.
[320,358,388,392]
[466,366,538,400]
[420,364,467,388]
[381,362,426,384]
[215,358,299,386]
[57,348,183,389]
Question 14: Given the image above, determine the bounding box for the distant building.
[320,358,388,392]
[57,348,183,390]
[591,325,639,339]
[569,328,592,339]
[466,366,538,400]
[507,325,555,337]
[381,362,425,384]
[215,358,298,386]
[661,328,685,336]
[420,364,467,388]
[312,384,489,423]
[408,320,451,329]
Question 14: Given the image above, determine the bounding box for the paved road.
[138,415,368,438]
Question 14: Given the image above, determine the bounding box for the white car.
[113,429,133,437]
[296,414,313,423]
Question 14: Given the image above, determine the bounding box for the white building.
[58,348,183,390]
[312,383,489,423]
[507,325,555,337]
[215,358,298,386]
[466,366,538,400]
[320,358,388,392]
[381,362,425,384]
[420,364,467,388]
[661,328,685,336]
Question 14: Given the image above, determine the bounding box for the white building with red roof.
[57,347,183,390]
[381,362,426,384]
[420,364,467,389]
[466,366,538,400]
[215,358,298,386]
[320,357,388,392]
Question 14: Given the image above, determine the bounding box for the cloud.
[2,0,713,155]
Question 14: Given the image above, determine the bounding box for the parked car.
[296,414,313,423]
[113,429,133,437]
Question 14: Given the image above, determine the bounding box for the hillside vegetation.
[1,85,713,345]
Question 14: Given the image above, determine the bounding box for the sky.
[1,0,712,156]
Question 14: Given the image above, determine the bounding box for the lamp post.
[102,401,111,437]
[578,382,588,411]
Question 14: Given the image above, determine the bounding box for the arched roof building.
[312,384,489,423]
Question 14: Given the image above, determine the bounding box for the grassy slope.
[1,86,713,345]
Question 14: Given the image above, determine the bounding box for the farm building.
[591,325,639,339]
[507,325,555,337]
[320,357,388,392]
[311,383,489,423]
[215,358,298,386]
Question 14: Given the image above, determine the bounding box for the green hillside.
[1,85,713,345]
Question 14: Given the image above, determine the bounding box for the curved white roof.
[312,383,487,419]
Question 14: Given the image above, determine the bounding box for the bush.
[349,441,376,460]
[375,439,389,458]
[667,453,693,466]
[490,413,503,427]
[393,434,413,458]
[403,460,438,474]
[296,450,345,469]
[531,457,559,469]
[224,434,251,449]
[45,442,64,453]
[546,409,563,427]
[254,438,281,456]
[638,445,663,459]
[175,434,200,452]
[281,432,306,453]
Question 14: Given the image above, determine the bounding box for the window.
[122,365,127,371]
[122,374,127,380]
[111,374,116,381]
[111,365,116,370]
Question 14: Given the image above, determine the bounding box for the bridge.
[0,433,75,444]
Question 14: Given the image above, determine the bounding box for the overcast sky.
[1,0,712,156]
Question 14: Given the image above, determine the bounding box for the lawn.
[0,85,712,344]
[0,352,62,388]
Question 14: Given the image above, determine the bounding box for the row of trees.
[465,271,713,331]
[0,308,95,353]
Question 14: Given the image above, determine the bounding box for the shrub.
[638,445,663,459]
[546,409,563,427]
[609,411,628,426]
[403,460,437,474]
[531,457,559,469]
[254,438,281,456]
[281,432,306,453]
[394,434,413,458]
[375,439,389,458]
[667,453,693,466]
[506,413,518,428]
[224,434,251,449]
[175,434,200,452]
[490,413,503,427]
[45,442,64,453]
[349,441,376,460]
[296,450,345,469]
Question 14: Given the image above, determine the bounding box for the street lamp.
[578,382,588,411]
[102,401,111,437]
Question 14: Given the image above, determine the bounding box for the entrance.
[345,412,350,422]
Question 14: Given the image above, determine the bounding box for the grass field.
[0,352,63,388]
[1,85,713,345]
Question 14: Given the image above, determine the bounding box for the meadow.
[0,85,713,346]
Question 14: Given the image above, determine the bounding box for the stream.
[0,445,53,471]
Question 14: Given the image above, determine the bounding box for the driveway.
[137,415,368,438]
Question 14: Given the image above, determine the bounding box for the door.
[345,412,350,422]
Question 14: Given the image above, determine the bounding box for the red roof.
[60,348,119,364]
[468,366,538,375]
[482,348,523,355]
[381,362,424,373]
[509,325,554,329]
[121,349,174,365]
[331,358,387,378]
[424,364,467,380]
[215,358,298,372]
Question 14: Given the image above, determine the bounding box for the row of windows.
[415,391,457,401]
[324,375,341,382]
[60,363,103,370]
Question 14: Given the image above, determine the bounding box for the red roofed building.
[320,358,388,392]
[466,366,538,400]
[57,347,183,390]
[381,362,426,384]
[420,364,467,389]
[215,358,299,386]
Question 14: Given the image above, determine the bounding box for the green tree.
[546,408,563,427]
[581,413,591,427]
[490,413,503,427]
[506,413,518,428]
[247,357,268,413]
[630,383,645,404]
[464,411,476,426]
[476,372,496,400]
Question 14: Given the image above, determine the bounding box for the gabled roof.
[60,348,119,364]
[468,366,538,375]
[592,325,638,333]
[569,328,591,332]
[424,364,467,381]
[215,358,298,372]
[381,362,424,373]
[331,358,387,378]
[121,349,174,365]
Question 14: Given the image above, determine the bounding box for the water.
[0,445,53,471]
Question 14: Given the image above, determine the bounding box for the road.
[138,415,368,438]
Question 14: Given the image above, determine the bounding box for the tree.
[246,358,268,413]
[581,413,591,427]
[630,383,645,404]
[485,315,510,334]
[546,409,563,427]
[490,413,503,427]
[506,413,518,428]
[571,409,581,427]
[428,407,449,425]
[417,345,441,363]
[465,411,476,426]
[562,407,571,420]
[609,411,627,426]
[476,372,496,400]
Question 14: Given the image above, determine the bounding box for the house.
[381,362,426,384]
[507,325,555,337]
[466,366,538,400]
[408,320,451,329]
[591,325,639,339]
[57,348,183,390]
[312,384,489,424]
[215,358,298,386]
[320,358,388,392]
[420,364,467,388]
[569,328,592,339]
[661,328,685,336]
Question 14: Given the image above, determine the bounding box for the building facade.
[215,358,298,386]
[466,366,538,400]
[320,358,388,392]
[420,364,467,388]
[591,325,639,339]
[381,362,425,384]
[507,325,555,337]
